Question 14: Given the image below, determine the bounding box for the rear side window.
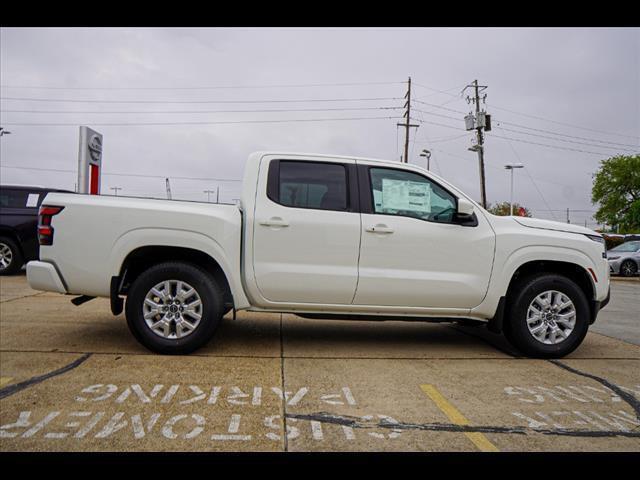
[0,189,31,208]
[273,161,348,211]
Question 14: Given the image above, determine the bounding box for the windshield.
[610,241,640,252]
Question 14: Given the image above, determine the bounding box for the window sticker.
[373,189,383,210]
[26,193,40,207]
[381,179,431,213]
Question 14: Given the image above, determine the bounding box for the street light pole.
[504,163,524,215]
[419,149,431,170]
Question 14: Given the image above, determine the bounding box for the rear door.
[252,158,361,304]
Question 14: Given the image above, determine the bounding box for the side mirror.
[457,198,475,217]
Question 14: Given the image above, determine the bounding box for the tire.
[503,273,590,358]
[620,260,638,277]
[0,236,23,276]
[125,261,224,354]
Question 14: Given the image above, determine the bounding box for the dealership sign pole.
[77,126,103,195]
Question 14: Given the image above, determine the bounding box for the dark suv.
[0,185,73,275]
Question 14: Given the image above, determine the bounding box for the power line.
[489,104,640,141]
[416,99,640,149]
[412,108,462,124]
[496,125,639,154]
[0,164,242,182]
[0,81,404,91]
[1,96,400,105]
[414,99,466,115]
[414,81,640,141]
[413,108,639,153]
[495,124,559,221]
[490,133,624,156]
[1,106,402,115]
[412,82,464,99]
[1,115,402,127]
[496,120,640,149]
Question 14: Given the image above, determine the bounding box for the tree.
[487,201,532,217]
[592,155,640,233]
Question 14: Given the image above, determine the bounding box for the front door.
[353,165,496,309]
[252,159,361,304]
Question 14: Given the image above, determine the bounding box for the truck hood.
[512,216,596,236]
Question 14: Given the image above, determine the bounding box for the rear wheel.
[0,237,23,276]
[504,273,590,358]
[620,260,638,277]
[125,261,224,354]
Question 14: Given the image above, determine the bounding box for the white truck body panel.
[37,194,250,308]
[29,151,609,324]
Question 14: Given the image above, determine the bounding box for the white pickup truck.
[27,152,610,358]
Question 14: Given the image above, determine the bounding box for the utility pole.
[165,178,172,200]
[216,186,220,204]
[566,208,570,224]
[110,187,122,196]
[463,80,489,208]
[397,77,419,163]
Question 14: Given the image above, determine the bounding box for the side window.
[0,189,29,208]
[369,167,457,223]
[277,161,348,211]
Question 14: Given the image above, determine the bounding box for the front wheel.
[504,273,590,358]
[125,261,224,354]
[620,260,638,277]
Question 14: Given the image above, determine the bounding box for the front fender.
[472,245,598,319]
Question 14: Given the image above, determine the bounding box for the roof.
[0,184,73,192]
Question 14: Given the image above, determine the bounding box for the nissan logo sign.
[88,134,102,163]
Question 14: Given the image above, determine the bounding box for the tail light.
[38,205,64,246]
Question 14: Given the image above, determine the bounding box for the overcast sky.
[1,27,638,226]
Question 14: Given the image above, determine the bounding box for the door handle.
[365,224,394,234]
[259,217,290,227]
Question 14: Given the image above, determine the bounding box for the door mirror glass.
[457,198,475,217]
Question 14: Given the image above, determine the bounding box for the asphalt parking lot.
[0,274,638,452]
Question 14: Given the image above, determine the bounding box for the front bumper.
[590,286,610,325]
[26,261,67,294]
[607,258,622,274]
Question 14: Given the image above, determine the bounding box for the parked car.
[0,185,73,275]
[26,152,610,358]
[607,240,640,277]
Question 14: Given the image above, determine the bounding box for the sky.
[1,27,639,227]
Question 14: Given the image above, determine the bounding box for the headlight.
[584,234,605,245]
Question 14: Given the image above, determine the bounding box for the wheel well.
[117,246,234,308]
[506,260,595,303]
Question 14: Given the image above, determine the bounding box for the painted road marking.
[0,377,13,388]
[420,384,499,452]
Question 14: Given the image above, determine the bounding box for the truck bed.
[38,192,244,298]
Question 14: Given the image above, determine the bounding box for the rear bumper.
[26,261,67,294]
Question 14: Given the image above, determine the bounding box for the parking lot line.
[420,384,499,452]
[0,377,13,388]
